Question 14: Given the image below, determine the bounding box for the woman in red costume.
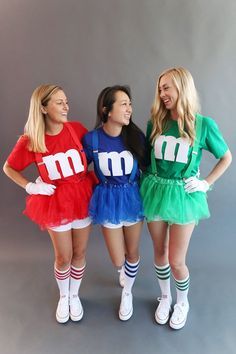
[3,84,96,324]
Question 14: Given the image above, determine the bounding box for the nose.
[63,102,69,111]
[127,104,132,113]
[159,89,164,99]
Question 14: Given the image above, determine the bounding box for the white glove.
[25,177,56,196]
[184,177,209,194]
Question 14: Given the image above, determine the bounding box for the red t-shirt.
[7,121,88,181]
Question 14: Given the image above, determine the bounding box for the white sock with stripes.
[70,264,86,298]
[154,263,171,299]
[54,267,70,298]
[174,275,190,305]
[123,259,140,294]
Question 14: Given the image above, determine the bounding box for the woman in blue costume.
[83,85,146,321]
[140,67,232,329]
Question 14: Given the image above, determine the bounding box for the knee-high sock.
[154,264,171,299]
[54,267,70,297]
[123,259,140,293]
[174,275,190,304]
[70,264,86,297]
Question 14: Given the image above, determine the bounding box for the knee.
[154,245,168,262]
[72,248,87,263]
[169,258,186,274]
[125,252,139,264]
[55,253,72,269]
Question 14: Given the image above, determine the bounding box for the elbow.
[222,149,232,169]
[3,161,9,175]
[226,150,232,166]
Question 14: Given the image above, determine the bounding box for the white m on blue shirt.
[98,150,134,176]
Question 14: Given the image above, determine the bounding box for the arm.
[3,161,29,189]
[205,149,232,186]
[3,161,56,195]
[184,149,232,193]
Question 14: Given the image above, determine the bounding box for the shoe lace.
[173,304,183,316]
[157,296,171,310]
[173,303,188,318]
[122,292,131,308]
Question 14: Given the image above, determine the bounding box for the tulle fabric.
[23,172,97,230]
[89,182,144,225]
[140,173,210,224]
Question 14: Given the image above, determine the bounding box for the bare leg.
[169,223,195,280]
[123,221,142,263]
[147,221,169,266]
[102,226,126,268]
[71,224,91,267]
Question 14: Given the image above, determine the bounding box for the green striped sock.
[155,264,171,280]
[175,276,190,291]
[174,275,190,304]
[154,264,171,298]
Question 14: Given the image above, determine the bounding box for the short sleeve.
[201,117,229,159]
[7,135,35,171]
[82,131,94,164]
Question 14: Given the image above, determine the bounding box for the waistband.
[98,181,138,188]
[144,174,186,186]
[52,174,88,186]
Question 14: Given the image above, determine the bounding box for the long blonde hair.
[24,84,62,152]
[150,67,200,146]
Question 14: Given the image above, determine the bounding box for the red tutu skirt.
[23,172,97,230]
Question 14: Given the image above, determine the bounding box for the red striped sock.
[54,267,70,297]
[70,264,86,297]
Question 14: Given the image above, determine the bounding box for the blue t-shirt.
[83,127,140,184]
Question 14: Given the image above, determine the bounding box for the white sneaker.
[69,295,84,321]
[56,295,69,323]
[118,266,125,287]
[169,302,189,330]
[119,290,133,321]
[155,296,172,325]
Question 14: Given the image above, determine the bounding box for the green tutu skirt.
[140,173,210,224]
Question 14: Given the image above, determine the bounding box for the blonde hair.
[150,67,200,146]
[24,84,62,152]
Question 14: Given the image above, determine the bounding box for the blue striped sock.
[123,259,140,293]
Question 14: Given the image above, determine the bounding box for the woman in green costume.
[140,67,232,329]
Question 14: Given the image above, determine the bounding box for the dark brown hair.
[96,85,147,170]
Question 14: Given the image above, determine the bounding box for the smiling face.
[107,90,132,127]
[159,74,179,116]
[42,90,69,127]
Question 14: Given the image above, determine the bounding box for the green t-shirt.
[146,116,228,179]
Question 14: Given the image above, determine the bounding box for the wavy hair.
[24,84,62,152]
[150,67,200,146]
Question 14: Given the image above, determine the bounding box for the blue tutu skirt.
[89,182,144,225]
[140,173,210,224]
